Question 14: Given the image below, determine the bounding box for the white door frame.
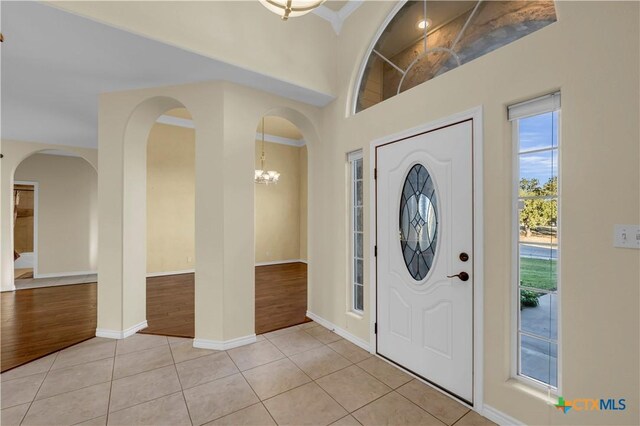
[368,106,484,410]
[13,180,39,280]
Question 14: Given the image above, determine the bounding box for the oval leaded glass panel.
[400,163,438,281]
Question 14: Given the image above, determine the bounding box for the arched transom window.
[355,1,557,113]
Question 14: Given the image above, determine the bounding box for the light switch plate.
[613,225,640,249]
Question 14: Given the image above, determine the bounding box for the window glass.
[356,1,557,112]
[515,107,560,389]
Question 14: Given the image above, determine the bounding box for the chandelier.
[259,0,326,21]
[255,117,280,184]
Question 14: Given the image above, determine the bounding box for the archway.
[141,107,196,338]
[253,114,309,334]
[2,149,98,372]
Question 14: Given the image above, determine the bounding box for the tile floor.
[1,321,495,426]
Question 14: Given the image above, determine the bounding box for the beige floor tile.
[263,325,301,340]
[297,321,320,330]
[109,365,181,413]
[327,340,372,364]
[52,341,116,371]
[73,338,114,349]
[263,382,347,426]
[22,382,110,426]
[453,410,496,426]
[330,414,362,425]
[1,373,46,409]
[255,335,266,342]
[305,326,343,344]
[268,331,324,356]
[183,373,259,425]
[242,358,311,400]
[168,336,191,346]
[115,334,168,356]
[107,392,191,426]
[170,340,217,363]
[114,345,174,379]
[289,345,352,380]
[227,340,285,371]
[352,391,444,426]
[1,403,30,426]
[176,351,239,389]
[1,352,57,382]
[76,415,107,425]
[357,357,412,389]
[206,402,275,425]
[36,357,113,400]
[396,379,469,425]
[316,365,391,412]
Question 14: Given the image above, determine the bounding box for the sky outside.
[519,111,558,185]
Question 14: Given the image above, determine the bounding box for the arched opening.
[142,107,196,338]
[13,150,98,287]
[254,115,309,334]
[3,149,98,372]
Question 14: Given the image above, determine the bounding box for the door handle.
[447,272,469,282]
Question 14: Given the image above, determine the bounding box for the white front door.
[376,119,474,403]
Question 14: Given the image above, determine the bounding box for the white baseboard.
[96,320,148,339]
[147,269,195,278]
[35,270,97,279]
[255,259,307,267]
[14,252,34,268]
[306,310,370,352]
[193,334,257,351]
[481,404,524,426]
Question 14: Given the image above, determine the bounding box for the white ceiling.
[1,2,333,149]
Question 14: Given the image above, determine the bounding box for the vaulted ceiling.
[1,1,381,149]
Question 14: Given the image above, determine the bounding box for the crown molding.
[313,1,363,34]
[156,115,306,147]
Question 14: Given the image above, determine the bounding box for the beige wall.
[299,145,308,261]
[147,123,195,274]
[0,140,98,290]
[314,1,638,425]
[255,140,307,263]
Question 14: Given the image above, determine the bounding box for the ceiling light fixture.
[259,0,326,21]
[255,117,280,185]
[417,19,431,30]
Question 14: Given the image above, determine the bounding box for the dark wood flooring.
[1,283,97,372]
[141,273,195,337]
[255,262,308,334]
[1,262,307,372]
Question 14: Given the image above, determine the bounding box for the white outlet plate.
[614,224,640,249]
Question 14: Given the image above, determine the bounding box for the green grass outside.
[520,257,557,291]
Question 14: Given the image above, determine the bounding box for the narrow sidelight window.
[509,92,560,389]
[348,150,364,313]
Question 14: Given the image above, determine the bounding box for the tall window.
[348,150,364,313]
[509,93,560,389]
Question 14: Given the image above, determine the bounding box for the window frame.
[510,96,562,393]
[348,150,364,315]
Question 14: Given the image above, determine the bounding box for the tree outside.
[519,177,557,239]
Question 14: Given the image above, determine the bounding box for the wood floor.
[1,262,307,372]
[255,262,308,334]
[142,262,309,336]
[1,283,97,372]
[142,273,195,337]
